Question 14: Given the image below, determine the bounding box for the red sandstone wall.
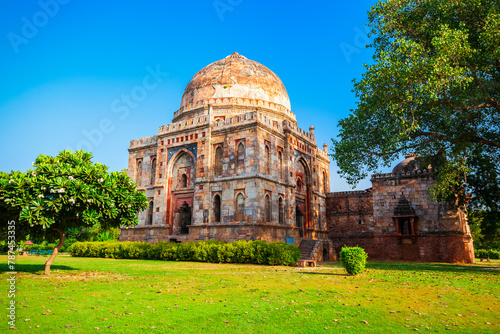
[326,191,374,237]
[326,180,475,263]
[329,234,474,263]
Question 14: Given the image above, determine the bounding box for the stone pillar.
[283,120,294,227]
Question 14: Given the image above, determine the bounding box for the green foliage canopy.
[0,150,147,247]
[332,0,499,209]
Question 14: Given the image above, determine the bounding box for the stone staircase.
[299,239,320,260]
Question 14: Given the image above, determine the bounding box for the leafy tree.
[332,1,499,228]
[0,150,148,275]
[469,209,500,249]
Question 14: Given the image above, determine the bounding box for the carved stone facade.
[120,53,331,254]
[326,154,475,263]
[120,53,474,263]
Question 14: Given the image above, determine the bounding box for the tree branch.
[414,131,500,148]
[464,63,500,110]
[366,139,435,157]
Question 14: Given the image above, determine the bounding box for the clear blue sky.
[0,0,383,191]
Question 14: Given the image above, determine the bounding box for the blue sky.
[0,0,382,191]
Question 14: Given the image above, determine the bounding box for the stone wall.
[328,234,474,263]
[326,171,475,263]
[326,190,374,237]
[121,108,330,246]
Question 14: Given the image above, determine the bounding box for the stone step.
[299,239,320,260]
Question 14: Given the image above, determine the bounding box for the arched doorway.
[295,157,311,238]
[177,201,191,234]
[213,194,221,223]
[296,205,304,237]
[167,150,196,235]
[278,197,284,225]
[146,201,153,226]
[265,194,271,222]
[234,193,245,221]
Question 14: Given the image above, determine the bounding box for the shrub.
[70,240,300,266]
[475,249,488,259]
[474,249,500,260]
[489,249,500,259]
[475,249,500,259]
[339,246,368,275]
[61,238,78,252]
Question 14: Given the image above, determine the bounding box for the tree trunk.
[44,227,65,276]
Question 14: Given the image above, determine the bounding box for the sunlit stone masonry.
[120,52,334,260]
[326,154,475,263]
[120,52,474,263]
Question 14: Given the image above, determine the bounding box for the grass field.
[1,255,499,333]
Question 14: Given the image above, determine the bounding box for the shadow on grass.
[365,261,500,274]
[0,263,75,274]
[297,271,349,277]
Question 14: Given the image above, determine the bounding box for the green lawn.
[1,255,499,333]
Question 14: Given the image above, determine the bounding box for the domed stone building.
[120,52,474,263]
[120,52,333,259]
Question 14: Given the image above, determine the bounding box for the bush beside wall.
[70,240,301,266]
[475,249,500,259]
[339,246,368,275]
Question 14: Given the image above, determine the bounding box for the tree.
[332,0,499,230]
[0,150,148,275]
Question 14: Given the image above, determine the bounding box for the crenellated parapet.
[129,135,157,150]
[212,111,258,130]
[158,115,208,136]
[173,98,296,123]
[282,120,316,145]
[315,148,329,161]
[257,113,284,133]
[327,190,372,197]
[370,168,433,182]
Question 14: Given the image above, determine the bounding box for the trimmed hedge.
[24,243,57,251]
[339,246,368,275]
[70,240,301,266]
[475,249,500,260]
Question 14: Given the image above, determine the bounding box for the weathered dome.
[180,52,291,111]
[392,154,418,174]
[392,153,431,174]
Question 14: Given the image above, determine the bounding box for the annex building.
[120,53,474,263]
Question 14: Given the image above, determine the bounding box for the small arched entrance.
[295,157,311,238]
[213,194,221,223]
[177,201,191,234]
[296,204,304,237]
[146,201,154,225]
[167,150,196,235]
[393,195,417,236]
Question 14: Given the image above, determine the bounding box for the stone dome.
[180,52,291,111]
[392,153,418,174]
[392,153,431,174]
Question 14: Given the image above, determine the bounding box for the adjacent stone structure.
[327,154,475,263]
[120,53,474,263]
